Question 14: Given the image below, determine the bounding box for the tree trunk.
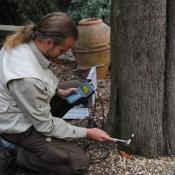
[106,0,167,158]
[164,0,175,155]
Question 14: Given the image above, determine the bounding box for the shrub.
[0,0,111,25]
[67,0,111,25]
[14,0,59,23]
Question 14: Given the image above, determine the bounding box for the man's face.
[46,37,75,58]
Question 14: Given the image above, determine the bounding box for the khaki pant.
[2,80,90,175]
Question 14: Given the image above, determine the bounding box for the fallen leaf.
[118,150,133,159]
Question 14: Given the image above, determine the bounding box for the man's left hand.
[57,88,77,99]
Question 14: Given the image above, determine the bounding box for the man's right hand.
[86,128,114,142]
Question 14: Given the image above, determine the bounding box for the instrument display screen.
[82,85,90,94]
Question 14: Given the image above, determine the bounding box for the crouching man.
[0,12,113,175]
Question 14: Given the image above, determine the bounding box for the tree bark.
[106,0,120,137]
[107,0,167,158]
[164,0,175,155]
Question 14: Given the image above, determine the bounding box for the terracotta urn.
[72,18,110,79]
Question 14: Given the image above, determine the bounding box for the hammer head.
[126,139,131,145]
[113,133,135,146]
[126,134,135,145]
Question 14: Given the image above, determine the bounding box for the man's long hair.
[5,12,78,49]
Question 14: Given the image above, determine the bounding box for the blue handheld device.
[66,81,95,104]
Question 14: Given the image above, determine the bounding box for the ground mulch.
[16,58,175,175]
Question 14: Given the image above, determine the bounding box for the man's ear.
[45,39,54,50]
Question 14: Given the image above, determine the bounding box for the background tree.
[0,0,22,25]
[14,0,59,23]
[106,0,175,158]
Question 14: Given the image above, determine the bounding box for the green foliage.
[14,0,59,23]
[7,0,111,25]
[67,0,111,25]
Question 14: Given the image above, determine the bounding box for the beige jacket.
[0,41,87,139]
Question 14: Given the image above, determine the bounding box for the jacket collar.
[29,40,50,69]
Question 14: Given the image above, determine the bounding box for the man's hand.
[57,88,77,99]
[86,128,114,142]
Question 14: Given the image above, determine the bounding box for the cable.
[81,90,110,164]
[87,90,106,129]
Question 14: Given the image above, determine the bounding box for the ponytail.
[5,22,36,49]
[4,12,78,49]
